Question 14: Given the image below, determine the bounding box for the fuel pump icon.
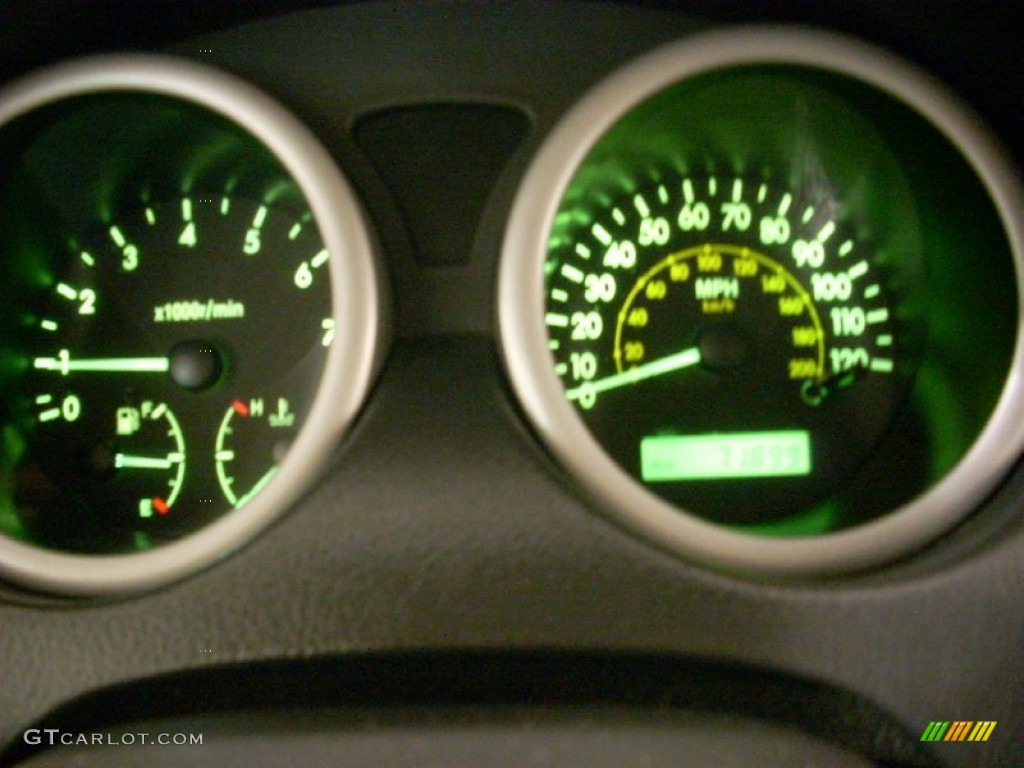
[116,406,141,436]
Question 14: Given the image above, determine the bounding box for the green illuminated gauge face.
[546,173,906,526]
[3,194,332,553]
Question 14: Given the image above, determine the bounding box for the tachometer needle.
[33,350,170,375]
[566,347,702,401]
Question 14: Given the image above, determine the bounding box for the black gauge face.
[2,193,332,553]
[545,172,909,527]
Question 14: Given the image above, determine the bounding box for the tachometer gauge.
[499,28,1024,576]
[0,56,385,595]
[17,193,331,549]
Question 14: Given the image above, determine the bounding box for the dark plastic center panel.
[0,3,1021,768]
[4,653,931,767]
[13,712,879,768]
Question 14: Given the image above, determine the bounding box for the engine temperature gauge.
[215,397,297,508]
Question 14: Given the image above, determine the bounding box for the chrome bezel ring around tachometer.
[498,26,1024,577]
[0,55,387,595]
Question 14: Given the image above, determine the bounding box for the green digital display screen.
[640,431,812,481]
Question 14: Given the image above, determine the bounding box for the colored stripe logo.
[921,721,997,742]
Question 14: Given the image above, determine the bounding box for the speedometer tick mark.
[778,193,792,216]
[561,264,585,283]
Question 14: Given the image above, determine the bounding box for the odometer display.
[640,430,812,481]
[546,173,903,525]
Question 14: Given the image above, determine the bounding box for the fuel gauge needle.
[33,350,170,375]
[114,454,181,470]
[566,347,702,401]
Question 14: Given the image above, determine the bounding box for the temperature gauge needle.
[566,347,702,401]
[33,350,170,375]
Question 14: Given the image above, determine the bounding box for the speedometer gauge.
[547,173,902,523]
[499,28,1024,576]
[0,56,385,595]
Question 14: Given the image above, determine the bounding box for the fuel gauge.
[112,400,187,519]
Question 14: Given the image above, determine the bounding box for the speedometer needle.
[33,350,170,375]
[566,347,702,401]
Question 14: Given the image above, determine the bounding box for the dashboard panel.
[0,2,1021,767]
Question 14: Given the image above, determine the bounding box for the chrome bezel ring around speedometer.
[498,27,1024,577]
